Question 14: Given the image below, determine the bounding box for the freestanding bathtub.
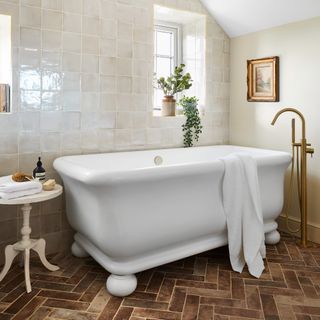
[53,145,291,296]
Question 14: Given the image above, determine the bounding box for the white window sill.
[153,110,184,117]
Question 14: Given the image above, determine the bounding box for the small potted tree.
[180,96,203,147]
[155,64,192,116]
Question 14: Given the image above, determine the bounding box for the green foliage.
[180,96,203,148]
[154,64,193,96]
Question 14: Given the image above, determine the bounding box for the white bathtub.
[53,145,291,296]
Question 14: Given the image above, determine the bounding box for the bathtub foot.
[265,230,281,245]
[106,274,137,297]
[71,241,89,258]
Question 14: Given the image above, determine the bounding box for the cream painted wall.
[230,17,320,242]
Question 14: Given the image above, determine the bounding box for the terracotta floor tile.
[194,258,207,276]
[87,287,111,314]
[277,303,295,319]
[198,304,213,320]
[97,296,122,320]
[292,305,320,315]
[146,272,165,294]
[133,308,181,320]
[157,279,175,302]
[38,289,81,301]
[122,298,168,310]
[260,294,280,319]
[218,270,231,291]
[0,313,13,320]
[48,308,97,320]
[181,295,199,320]
[11,296,45,320]
[206,264,218,284]
[231,278,244,300]
[1,287,25,304]
[28,306,51,320]
[245,286,262,310]
[4,290,40,315]
[0,233,319,319]
[200,296,244,308]
[129,291,157,301]
[113,307,133,320]
[283,270,302,290]
[214,305,263,318]
[79,279,105,303]
[176,279,217,290]
[43,298,90,311]
[169,287,186,312]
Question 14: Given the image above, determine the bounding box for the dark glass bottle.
[33,157,46,181]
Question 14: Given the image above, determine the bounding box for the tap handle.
[307,147,314,157]
[291,118,295,144]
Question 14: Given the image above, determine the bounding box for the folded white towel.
[0,175,42,193]
[221,153,266,278]
[0,188,43,200]
[0,175,42,199]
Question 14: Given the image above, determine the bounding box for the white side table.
[0,185,63,293]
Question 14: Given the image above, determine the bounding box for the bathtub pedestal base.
[71,241,90,258]
[106,274,137,297]
[265,230,281,245]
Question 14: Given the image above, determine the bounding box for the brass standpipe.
[271,108,314,247]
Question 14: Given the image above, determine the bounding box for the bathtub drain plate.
[154,156,163,166]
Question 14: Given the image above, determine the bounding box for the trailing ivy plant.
[154,64,193,96]
[180,96,203,147]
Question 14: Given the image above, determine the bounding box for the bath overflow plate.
[154,156,163,166]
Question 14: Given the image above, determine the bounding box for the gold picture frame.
[247,56,279,102]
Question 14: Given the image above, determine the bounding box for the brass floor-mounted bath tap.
[271,108,314,247]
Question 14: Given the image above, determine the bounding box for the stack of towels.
[0,175,42,200]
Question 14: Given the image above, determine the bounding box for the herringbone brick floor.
[0,233,319,319]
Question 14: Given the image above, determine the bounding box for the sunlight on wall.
[183,19,206,109]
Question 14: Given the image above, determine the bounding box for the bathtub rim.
[53,145,292,184]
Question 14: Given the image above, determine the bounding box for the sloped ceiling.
[200,0,320,38]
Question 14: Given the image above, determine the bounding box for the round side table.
[0,184,63,293]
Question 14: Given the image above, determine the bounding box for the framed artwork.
[247,56,279,102]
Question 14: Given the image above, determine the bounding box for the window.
[153,5,206,115]
[0,14,12,113]
[154,24,181,111]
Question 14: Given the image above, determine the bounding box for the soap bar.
[43,179,56,191]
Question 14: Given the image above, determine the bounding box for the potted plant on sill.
[180,96,203,147]
[154,64,192,117]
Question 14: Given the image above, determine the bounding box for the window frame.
[0,14,12,113]
[154,21,182,112]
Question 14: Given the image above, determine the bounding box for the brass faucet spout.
[271,107,313,247]
[271,107,306,140]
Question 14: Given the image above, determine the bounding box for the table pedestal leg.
[32,239,59,272]
[0,203,59,293]
[0,245,20,281]
[24,248,31,293]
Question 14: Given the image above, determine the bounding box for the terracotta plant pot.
[162,96,176,117]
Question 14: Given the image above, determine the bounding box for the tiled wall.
[0,0,230,261]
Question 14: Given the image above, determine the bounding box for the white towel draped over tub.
[0,175,42,200]
[221,153,266,278]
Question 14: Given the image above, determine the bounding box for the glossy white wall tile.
[0,0,230,257]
